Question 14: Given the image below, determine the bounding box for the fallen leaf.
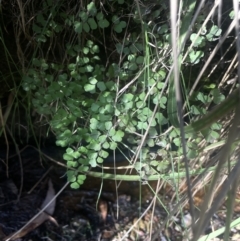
[98,199,108,223]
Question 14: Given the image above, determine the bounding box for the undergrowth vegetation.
[1,0,240,240]
[19,0,228,187]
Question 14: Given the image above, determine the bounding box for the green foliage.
[229,10,234,20]
[21,0,227,188]
[112,15,126,33]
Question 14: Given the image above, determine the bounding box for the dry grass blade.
[192,102,240,240]
[171,1,194,227]
[167,1,240,240]
[223,175,240,241]
[192,157,240,241]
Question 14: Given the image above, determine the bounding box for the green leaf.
[189,50,204,64]
[115,108,121,116]
[104,104,114,113]
[149,127,158,138]
[77,174,86,182]
[112,15,119,24]
[79,11,88,21]
[112,130,124,142]
[129,63,138,71]
[85,65,94,72]
[97,157,104,163]
[211,89,225,104]
[105,121,113,130]
[211,123,222,130]
[97,81,106,91]
[74,21,82,33]
[87,2,97,16]
[169,129,180,138]
[102,141,110,149]
[99,114,111,121]
[89,77,98,84]
[187,149,198,159]
[206,25,222,41]
[157,24,168,34]
[155,113,168,125]
[78,158,89,166]
[89,158,97,167]
[148,117,156,127]
[72,151,81,159]
[150,160,159,166]
[90,118,99,129]
[98,135,107,143]
[109,128,116,137]
[88,18,97,29]
[83,47,89,54]
[173,138,181,147]
[70,182,80,189]
[78,145,88,153]
[36,34,47,43]
[141,107,150,116]
[210,130,220,139]
[113,24,122,33]
[67,161,78,168]
[160,96,167,108]
[147,139,155,147]
[83,22,90,32]
[67,170,76,182]
[190,33,205,47]
[158,69,167,81]
[136,56,144,64]
[98,19,110,28]
[110,142,117,150]
[156,161,169,172]
[82,57,90,64]
[63,153,74,162]
[205,83,216,89]
[92,45,100,53]
[91,103,100,112]
[33,24,42,34]
[99,150,109,158]
[196,92,207,103]
[96,12,104,20]
[113,21,126,33]
[122,93,134,103]
[128,54,135,62]
[78,165,89,172]
[32,58,42,67]
[137,112,148,121]
[137,121,148,130]
[73,44,82,52]
[86,40,93,48]
[56,139,69,147]
[229,10,234,20]
[191,105,202,115]
[153,95,167,107]
[84,84,95,92]
[136,100,146,108]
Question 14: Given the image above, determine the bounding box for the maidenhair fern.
[21,0,226,188]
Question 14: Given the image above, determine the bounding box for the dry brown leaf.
[98,199,108,223]
[40,179,56,215]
